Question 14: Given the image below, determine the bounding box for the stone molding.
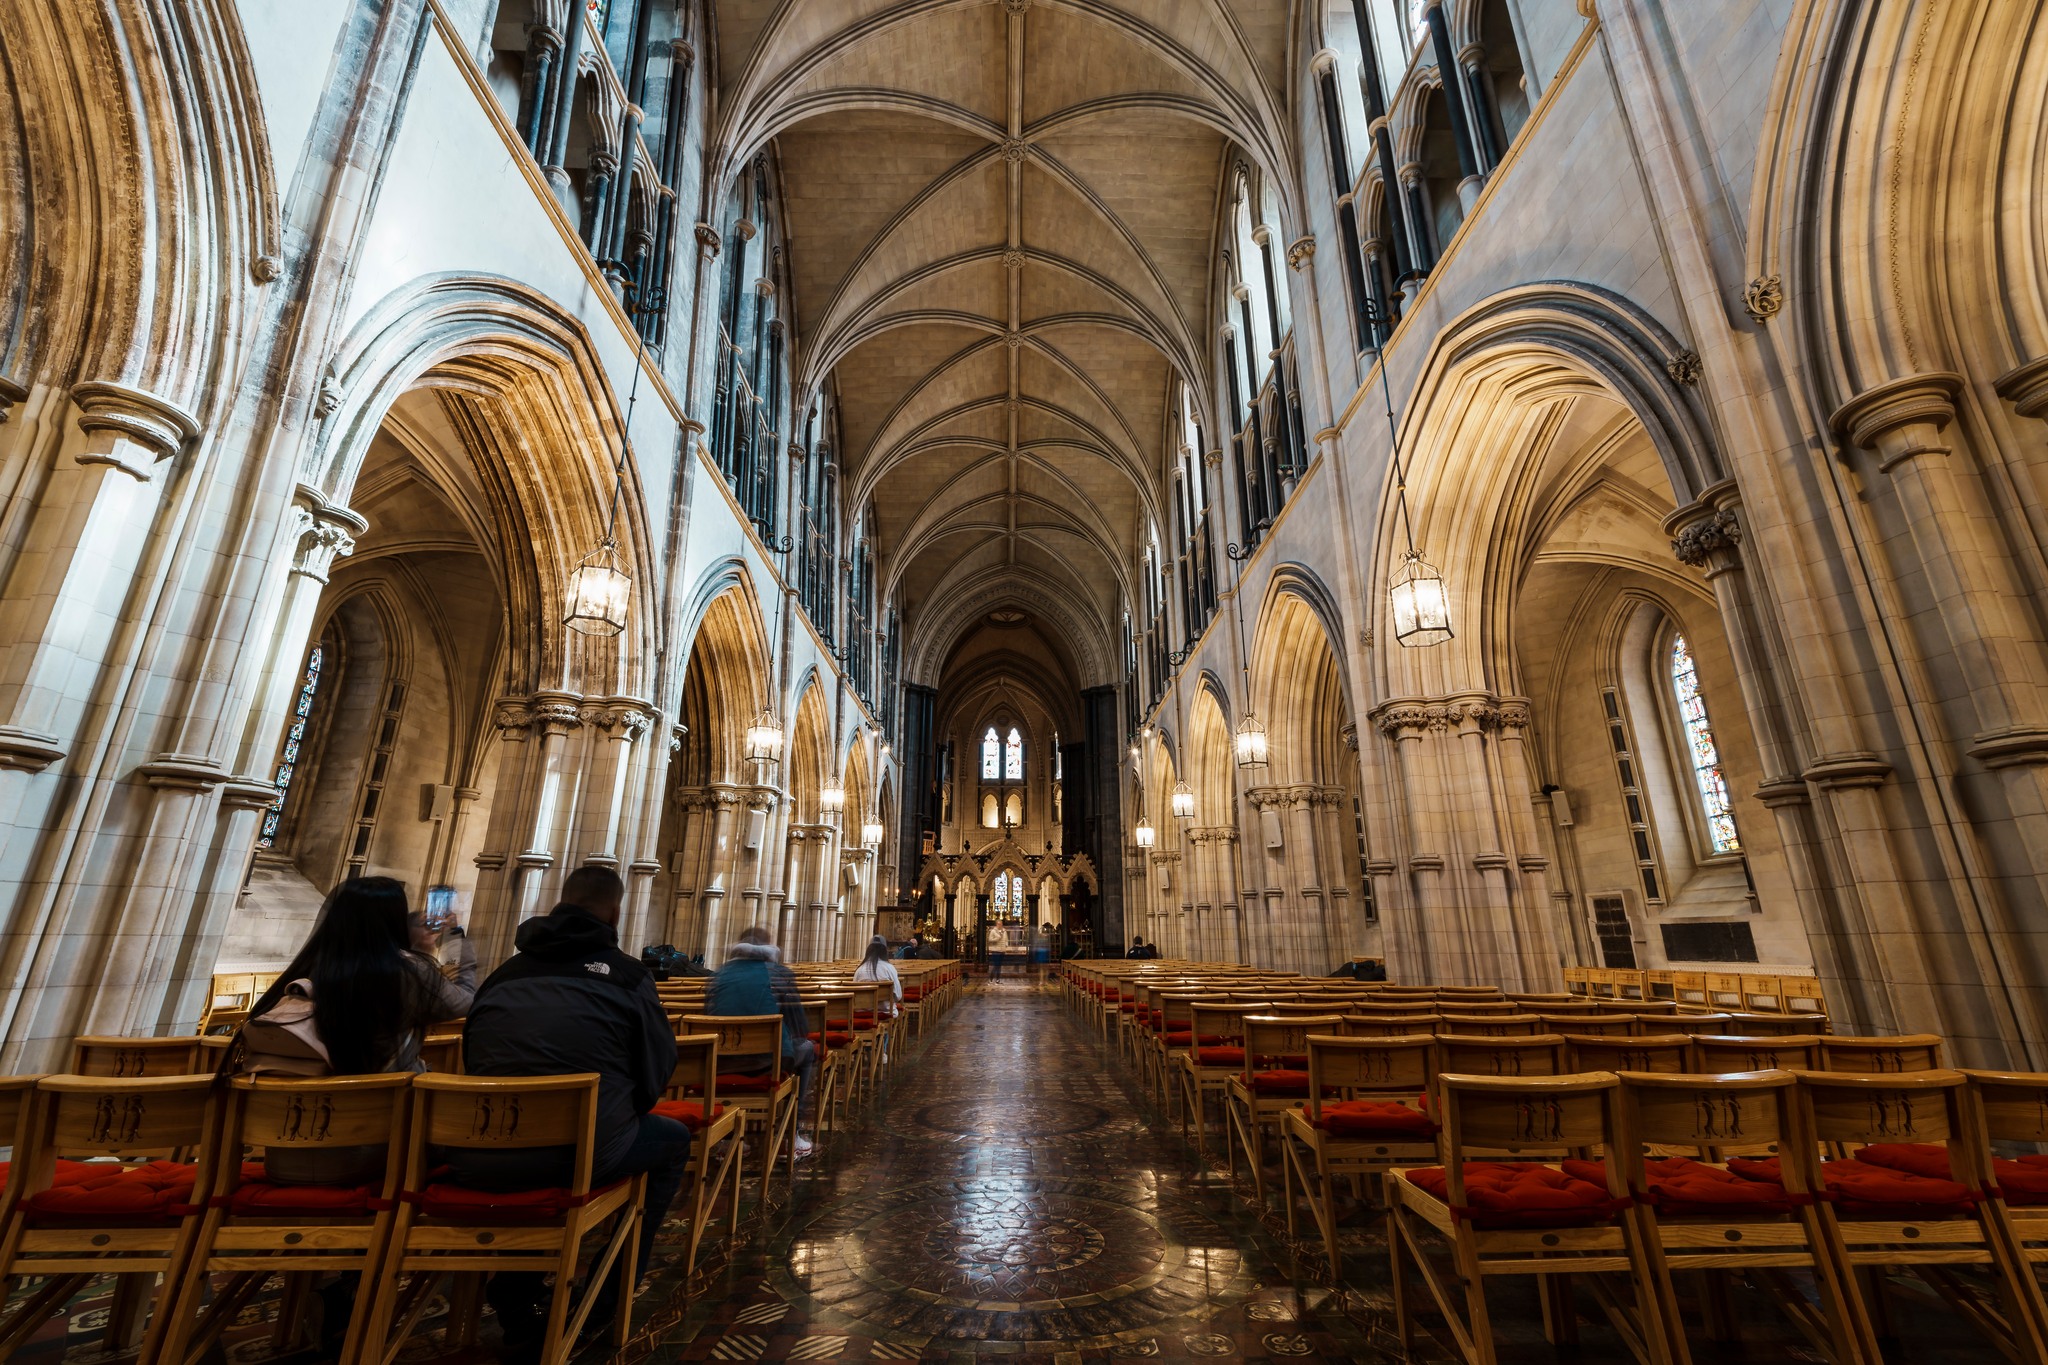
[1670,507,1743,571]
[1995,356,2048,418]
[1968,726,2048,770]
[1831,372,1962,454]
[71,380,201,479]
[0,726,66,772]
[1800,753,1892,791]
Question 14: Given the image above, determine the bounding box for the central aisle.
[633,979,1380,1362]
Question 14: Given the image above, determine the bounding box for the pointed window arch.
[1004,726,1024,781]
[258,642,325,849]
[1670,633,1740,854]
[981,727,1000,780]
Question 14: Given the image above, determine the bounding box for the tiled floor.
[3,980,2017,1363]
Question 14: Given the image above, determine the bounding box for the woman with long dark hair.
[240,876,475,1176]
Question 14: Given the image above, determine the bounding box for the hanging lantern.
[1234,712,1269,769]
[564,542,631,636]
[861,818,885,848]
[1389,549,1454,647]
[745,709,784,768]
[1170,779,1196,821]
[820,783,846,815]
[1134,818,1156,850]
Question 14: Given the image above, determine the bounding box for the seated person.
[705,926,818,1158]
[455,866,685,1364]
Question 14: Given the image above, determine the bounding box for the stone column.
[1423,3,1486,208]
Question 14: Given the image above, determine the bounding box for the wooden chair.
[1279,1034,1438,1277]
[1724,1011,1824,1037]
[1176,1002,1259,1156]
[683,1014,799,1183]
[1225,1013,1347,1203]
[0,1074,222,1363]
[651,1035,745,1274]
[1348,1013,1444,1038]
[1799,1070,2048,1365]
[1541,1014,1634,1039]
[1152,992,1225,1115]
[1959,1070,2048,1313]
[1782,975,1827,1016]
[1702,973,1746,1010]
[159,1072,411,1365]
[360,1073,641,1365]
[1657,1012,1737,1036]
[200,973,259,1034]
[1819,1034,1943,1073]
[1562,966,1593,997]
[1388,1072,1670,1365]
[804,995,858,1137]
[1738,974,1787,1012]
[1691,1034,1824,1075]
[1610,1069,1877,1365]
[70,1035,207,1077]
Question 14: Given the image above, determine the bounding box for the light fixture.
[564,543,631,636]
[861,817,884,848]
[1134,818,1156,850]
[820,782,846,814]
[1171,779,1195,821]
[1389,549,1454,646]
[564,278,657,637]
[1365,301,1453,648]
[1234,711,1269,769]
[745,708,784,768]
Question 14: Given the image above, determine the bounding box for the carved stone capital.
[1995,355,2048,420]
[1832,372,1962,458]
[531,695,585,736]
[694,223,721,255]
[1373,702,1433,737]
[71,380,200,478]
[1286,236,1316,270]
[1670,507,1743,573]
[580,698,657,740]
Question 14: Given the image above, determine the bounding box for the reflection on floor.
[3,979,2011,1363]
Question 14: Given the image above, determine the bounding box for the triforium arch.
[1244,569,1372,976]
[1361,281,1769,992]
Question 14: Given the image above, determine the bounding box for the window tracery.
[258,643,323,849]
[1670,633,1740,854]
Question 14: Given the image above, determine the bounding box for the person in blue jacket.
[705,926,818,1157]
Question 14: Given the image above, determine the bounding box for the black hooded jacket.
[461,904,677,1172]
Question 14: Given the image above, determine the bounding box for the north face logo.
[585,962,611,975]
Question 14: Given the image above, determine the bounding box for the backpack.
[240,979,332,1076]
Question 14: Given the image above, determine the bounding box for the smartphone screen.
[425,884,456,929]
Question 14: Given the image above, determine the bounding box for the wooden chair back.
[1433,1033,1568,1079]
[225,1072,411,1186]
[1795,1069,1972,1162]
[1692,1034,1825,1074]
[1782,975,1826,1015]
[1303,1035,1436,1123]
[1242,1015,1346,1073]
[1724,1011,1824,1037]
[410,1072,601,1191]
[1565,1033,1695,1075]
[1541,1013,1633,1038]
[1659,1011,1737,1035]
[1435,1072,1624,1168]
[1612,1069,1813,1181]
[1819,1034,1943,1073]
[1188,1002,1260,1057]
[682,1014,786,1086]
[32,1073,219,1162]
[668,1035,720,1110]
[1739,975,1788,1012]
[70,1035,206,1078]
[417,1034,464,1073]
[1346,1013,1442,1037]
[0,1075,39,1207]
[1436,1013,1544,1037]
[1703,972,1746,1008]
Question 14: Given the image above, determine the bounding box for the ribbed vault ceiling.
[708,0,1296,688]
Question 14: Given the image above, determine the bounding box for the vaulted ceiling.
[706,0,1299,691]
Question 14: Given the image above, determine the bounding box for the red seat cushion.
[1162,1032,1193,1046]
[1858,1143,2048,1207]
[406,1177,629,1222]
[1313,1100,1439,1140]
[1401,1162,1628,1229]
[1194,1046,1245,1066]
[231,1163,384,1216]
[805,1031,855,1049]
[1563,1157,1799,1217]
[1246,1069,1338,1097]
[0,1159,96,1189]
[650,1099,729,1131]
[1728,1155,1977,1218]
[716,1072,784,1094]
[21,1160,199,1222]
[902,989,923,1002]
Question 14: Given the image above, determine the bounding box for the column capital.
[1667,505,1744,575]
[1996,355,2048,419]
[71,379,200,479]
[1831,372,1963,458]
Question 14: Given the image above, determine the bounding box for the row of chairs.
[1565,965,1826,1015]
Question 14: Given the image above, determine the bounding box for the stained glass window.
[1670,634,1740,854]
[258,643,324,849]
[1004,727,1023,781]
[981,727,1000,779]
[991,871,1021,919]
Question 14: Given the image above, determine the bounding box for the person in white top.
[852,934,903,1015]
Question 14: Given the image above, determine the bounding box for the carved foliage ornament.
[1666,349,1702,386]
[1285,236,1315,270]
[1743,275,1784,321]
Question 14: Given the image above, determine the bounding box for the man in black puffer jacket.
[456,865,684,1362]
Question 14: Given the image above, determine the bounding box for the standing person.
[705,926,819,1158]
[455,866,685,1365]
